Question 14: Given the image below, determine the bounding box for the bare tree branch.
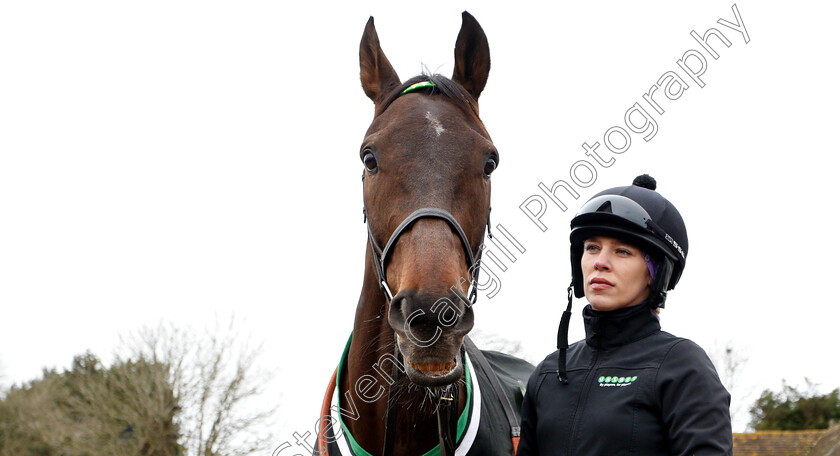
[709,339,753,432]
[120,317,276,456]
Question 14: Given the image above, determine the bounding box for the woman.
[517,175,732,455]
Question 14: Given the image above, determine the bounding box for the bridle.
[363,206,489,305]
[361,178,491,456]
[360,80,492,456]
[362,202,490,456]
[318,80,522,456]
[362,80,492,308]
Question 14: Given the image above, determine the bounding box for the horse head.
[359,12,496,387]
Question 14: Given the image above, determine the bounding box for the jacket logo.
[598,375,638,387]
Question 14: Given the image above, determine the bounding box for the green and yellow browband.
[400,80,436,96]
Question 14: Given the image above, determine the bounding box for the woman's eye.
[617,248,631,255]
[362,150,378,171]
[483,158,497,177]
[584,244,599,252]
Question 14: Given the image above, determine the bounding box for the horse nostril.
[389,295,405,315]
[387,292,411,331]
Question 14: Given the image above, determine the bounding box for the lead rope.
[362,200,491,454]
[436,382,459,456]
[383,347,463,456]
[557,282,574,384]
[382,345,401,455]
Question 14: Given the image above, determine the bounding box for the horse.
[316,12,534,456]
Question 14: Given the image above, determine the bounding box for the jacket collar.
[583,301,660,349]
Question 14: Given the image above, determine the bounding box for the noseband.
[363,206,488,305]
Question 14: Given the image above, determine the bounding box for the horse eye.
[362,151,378,172]
[483,158,497,177]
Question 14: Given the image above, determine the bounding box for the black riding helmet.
[570,174,688,309]
[556,174,688,383]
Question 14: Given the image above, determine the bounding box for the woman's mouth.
[590,277,614,290]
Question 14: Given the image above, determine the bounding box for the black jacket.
[518,303,732,456]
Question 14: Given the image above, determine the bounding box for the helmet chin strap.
[556,282,574,384]
[648,258,674,309]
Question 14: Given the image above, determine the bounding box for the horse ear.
[360,17,401,103]
[452,11,491,100]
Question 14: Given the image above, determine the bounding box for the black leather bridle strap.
[364,212,393,300]
[365,206,484,304]
[381,208,477,274]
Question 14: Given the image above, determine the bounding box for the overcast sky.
[2,0,838,446]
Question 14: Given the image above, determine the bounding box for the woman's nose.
[594,253,610,271]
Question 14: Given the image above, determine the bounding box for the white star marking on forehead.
[425,111,446,136]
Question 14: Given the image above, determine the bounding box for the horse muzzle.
[389,289,474,386]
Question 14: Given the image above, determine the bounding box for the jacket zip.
[565,348,601,455]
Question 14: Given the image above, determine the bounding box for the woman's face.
[581,236,651,311]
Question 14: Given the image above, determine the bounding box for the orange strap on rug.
[317,367,338,456]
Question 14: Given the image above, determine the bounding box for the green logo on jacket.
[598,375,638,387]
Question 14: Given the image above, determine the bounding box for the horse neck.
[345,248,394,389]
[340,246,467,455]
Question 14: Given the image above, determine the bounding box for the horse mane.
[378,73,481,120]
